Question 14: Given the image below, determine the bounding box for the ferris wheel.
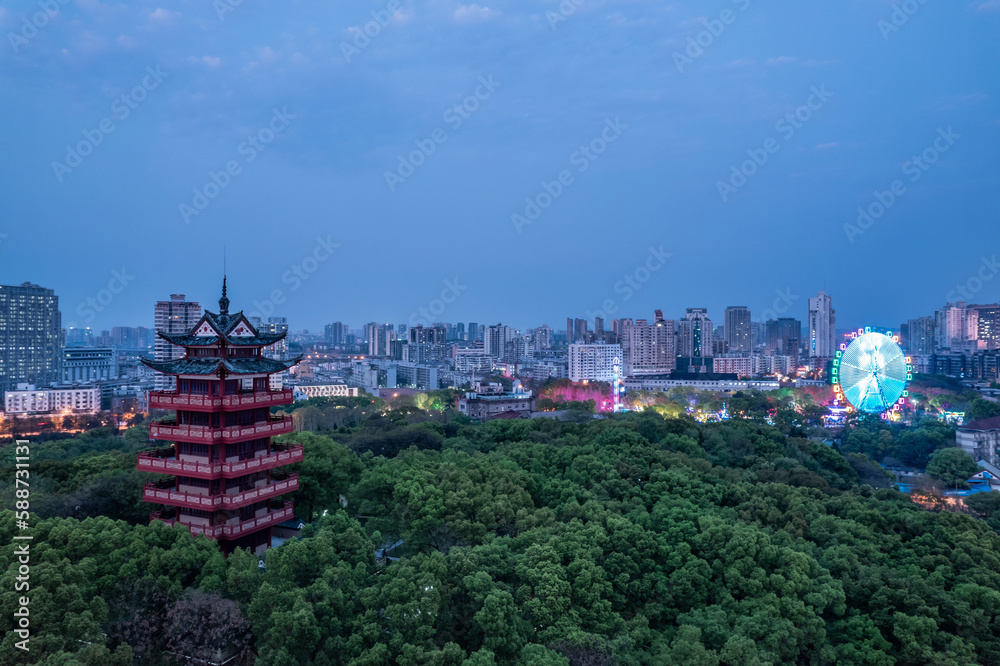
[832,330,911,415]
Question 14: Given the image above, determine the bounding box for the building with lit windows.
[153,294,202,392]
[906,316,936,355]
[971,304,1000,350]
[935,302,969,350]
[4,383,101,415]
[249,316,290,389]
[459,381,535,421]
[677,308,713,359]
[292,383,360,400]
[712,354,755,378]
[622,315,675,376]
[62,347,119,384]
[808,291,835,359]
[724,306,752,353]
[484,324,519,361]
[972,350,1000,382]
[324,322,348,345]
[364,322,396,356]
[569,343,621,382]
[0,282,61,394]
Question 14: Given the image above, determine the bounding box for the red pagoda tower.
[138,279,303,554]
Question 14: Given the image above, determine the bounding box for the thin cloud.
[148,8,181,25]
[454,4,499,23]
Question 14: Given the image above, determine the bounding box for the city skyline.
[1,2,997,333]
[37,275,999,341]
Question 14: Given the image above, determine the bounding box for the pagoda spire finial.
[219,275,230,315]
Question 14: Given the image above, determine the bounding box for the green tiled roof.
[158,331,287,347]
[141,356,302,376]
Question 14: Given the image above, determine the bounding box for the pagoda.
[137,279,303,554]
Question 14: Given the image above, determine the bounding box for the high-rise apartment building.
[751,321,766,348]
[906,316,936,355]
[970,304,1000,350]
[935,303,968,350]
[0,282,62,394]
[154,294,202,392]
[612,318,633,338]
[567,318,588,344]
[249,317,289,358]
[622,316,675,376]
[112,326,140,349]
[485,324,518,361]
[250,316,290,389]
[505,335,533,363]
[64,327,94,347]
[677,308,713,358]
[724,306,752,353]
[569,343,622,382]
[765,318,801,358]
[325,321,348,345]
[531,325,553,350]
[407,325,446,345]
[364,322,396,356]
[807,291,835,358]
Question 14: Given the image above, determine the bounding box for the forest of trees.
[3,401,1000,665]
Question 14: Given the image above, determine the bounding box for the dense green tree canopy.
[4,412,1000,664]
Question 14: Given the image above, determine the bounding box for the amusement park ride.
[831,328,912,418]
[612,356,625,413]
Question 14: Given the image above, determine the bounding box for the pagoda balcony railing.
[151,500,294,540]
[137,442,304,479]
[142,473,298,510]
[149,389,294,412]
[149,415,294,444]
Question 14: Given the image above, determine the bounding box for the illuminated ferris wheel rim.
[832,328,912,415]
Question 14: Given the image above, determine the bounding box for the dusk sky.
[1,0,997,333]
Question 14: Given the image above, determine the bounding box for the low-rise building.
[453,347,492,373]
[969,460,1000,492]
[293,383,360,400]
[958,416,1000,466]
[62,346,119,384]
[396,363,440,390]
[4,383,102,415]
[712,354,755,378]
[459,382,535,421]
[624,375,780,394]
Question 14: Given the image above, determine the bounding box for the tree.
[163,590,255,666]
[925,448,980,490]
[966,398,1000,423]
